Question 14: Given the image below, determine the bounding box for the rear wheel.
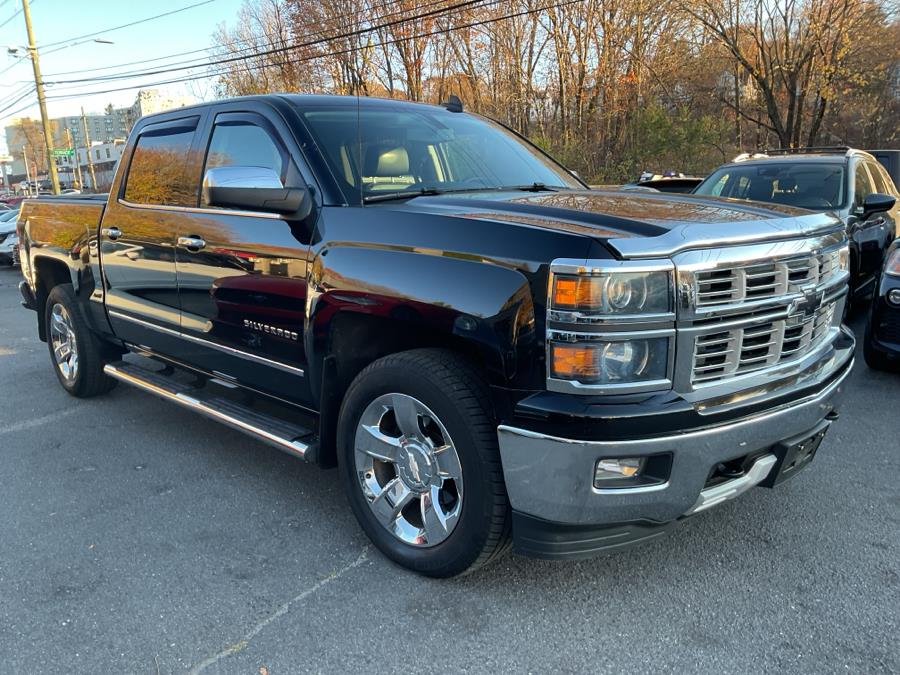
[45,283,117,397]
[338,349,510,577]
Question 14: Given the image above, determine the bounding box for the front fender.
[307,245,539,394]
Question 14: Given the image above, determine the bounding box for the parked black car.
[625,172,704,193]
[17,94,856,576]
[694,148,898,310]
[864,237,900,371]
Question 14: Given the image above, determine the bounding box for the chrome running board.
[104,362,316,461]
[685,454,777,515]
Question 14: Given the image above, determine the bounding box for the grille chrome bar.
[694,249,840,309]
[690,300,837,384]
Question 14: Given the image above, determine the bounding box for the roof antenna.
[442,94,463,113]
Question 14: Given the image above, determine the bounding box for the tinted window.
[694,162,846,209]
[854,163,875,206]
[866,161,889,194]
[124,125,198,206]
[205,122,285,178]
[876,163,898,195]
[298,105,582,203]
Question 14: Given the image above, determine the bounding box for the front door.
[173,109,314,405]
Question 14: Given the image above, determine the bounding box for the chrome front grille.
[692,299,837,384]
[695,249,841,308]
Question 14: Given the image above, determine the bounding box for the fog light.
[888,289,900,306]
[595,457,645,483]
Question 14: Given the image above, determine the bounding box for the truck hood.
[391,189,843,258]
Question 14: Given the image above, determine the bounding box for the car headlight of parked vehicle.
[885,248,900,278]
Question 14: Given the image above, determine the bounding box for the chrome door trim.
[117,198,283,220]
[106,309,305,377]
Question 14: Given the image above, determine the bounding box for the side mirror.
[861,192,896,220]
[202,166,312,220]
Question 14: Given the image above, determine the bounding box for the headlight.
[885,248,900,277]
[550,336,670,386]
[837,244,850,272]
[551,270,671,316]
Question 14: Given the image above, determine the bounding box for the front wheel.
[337,349,510,577]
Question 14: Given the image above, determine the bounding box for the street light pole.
[81,107,97,191]
[21,0,60,195]
[65,127,82,190]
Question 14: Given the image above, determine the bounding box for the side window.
[854,163,875,207]
[878,164,899,196]
[709,173,730,196]
[867,161,889,194]
[205,121,286,181]
[123,124,198,206]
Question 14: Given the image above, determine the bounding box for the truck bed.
[19,196,106,258]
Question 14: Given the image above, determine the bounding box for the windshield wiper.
[362,182,567,203]
[363,187,446,203]
[499,182,565,192]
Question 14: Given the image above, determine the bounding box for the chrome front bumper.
[497,337,854,527]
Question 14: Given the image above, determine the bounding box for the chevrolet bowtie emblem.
[791,287,825,318]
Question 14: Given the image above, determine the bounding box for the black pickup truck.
[17,94,856,577]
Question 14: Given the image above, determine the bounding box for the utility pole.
[65,127,82,190]
[22,0,59,195]
[81,108,97,191]
[22,146,31,196]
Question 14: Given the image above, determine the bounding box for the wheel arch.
[33,255,78,342]
[306,245,542,467]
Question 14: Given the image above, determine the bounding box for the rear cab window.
[123,116,201,207]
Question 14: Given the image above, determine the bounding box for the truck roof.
[137,93,455,127]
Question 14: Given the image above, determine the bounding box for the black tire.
[337,348,510,577]
[45,283,117,397]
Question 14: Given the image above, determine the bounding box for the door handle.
[101,227,122,240]
[178,236,206,251]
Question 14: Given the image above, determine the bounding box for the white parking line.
[188,546,370,674]
[0,407,78,435]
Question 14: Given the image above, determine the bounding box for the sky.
[0,0,246,151]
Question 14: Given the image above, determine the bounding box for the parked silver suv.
[694,148,899,311]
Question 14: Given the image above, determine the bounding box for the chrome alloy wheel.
[354,393,464,547]
[49,303,79,383]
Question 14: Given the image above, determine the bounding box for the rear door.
[101,114,205,351]
[173,104,315,404]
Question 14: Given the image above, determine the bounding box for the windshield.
[694,162,847,210]
[297,103,582,203]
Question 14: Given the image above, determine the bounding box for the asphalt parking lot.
[0,264,898,674]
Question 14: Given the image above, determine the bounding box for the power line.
[0,82,34,107]
[42,0,461,79]
[38,0,216,49]
[43,0,490,86]
[0,3,23,30]
[43,0,583,101]
[0,85,34,116]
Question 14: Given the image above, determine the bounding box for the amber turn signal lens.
[552,276,600,309]
[551,344,600,379]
